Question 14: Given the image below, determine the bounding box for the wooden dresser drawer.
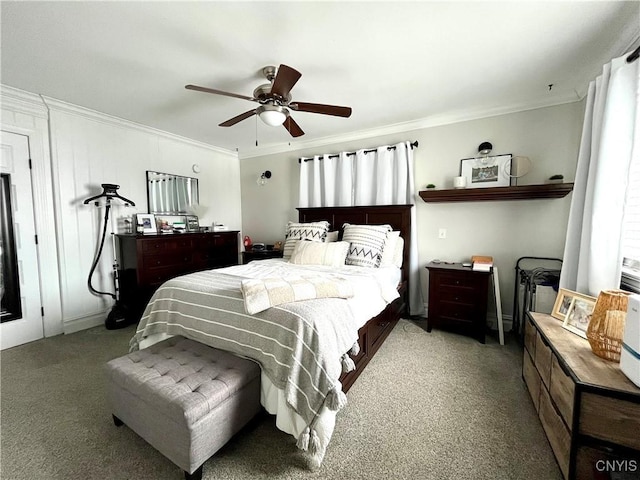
[575,444,640,480]
[139,266,185,287]
[550,355,574,431]
[524,316,537,357]
[141,237,193,253]
[534,331,553,388]
[580,392,640,450]
[142,252,193,270]
[539,387,570,479]
[523,350,541,412]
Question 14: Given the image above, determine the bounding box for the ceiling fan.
[185,64,352,138]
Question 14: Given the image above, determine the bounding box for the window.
[621,142,640,293]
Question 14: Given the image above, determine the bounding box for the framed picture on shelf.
[562,296,597,338]
[551,288,596,321]
[136,213,157,234]
[459,154,512,189]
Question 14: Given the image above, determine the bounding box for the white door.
[1,131,43,349]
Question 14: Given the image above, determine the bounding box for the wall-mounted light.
[257,170,272,186]
[477,141,493,165]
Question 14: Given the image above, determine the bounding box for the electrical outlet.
[438,228,447,239]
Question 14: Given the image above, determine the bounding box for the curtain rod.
[628,45,640,63]
[298,140,418,163]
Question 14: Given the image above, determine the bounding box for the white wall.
[239,102,584,323]
[2,87,241,334]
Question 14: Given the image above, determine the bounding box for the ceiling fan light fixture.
[257,105,287,126]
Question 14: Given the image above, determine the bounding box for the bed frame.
[297,205,412,391]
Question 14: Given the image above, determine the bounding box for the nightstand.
[242,248,284,264]
[426,262,491,343]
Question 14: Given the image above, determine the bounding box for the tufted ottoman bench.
[105,336,261,480]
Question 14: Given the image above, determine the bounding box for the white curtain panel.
[299,141,424,315]
[559,52,639,296]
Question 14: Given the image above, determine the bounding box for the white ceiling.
[2,1,638,156]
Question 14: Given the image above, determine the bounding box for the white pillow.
[283,221,330,259]
[325,231,339,242]
[342,223,392,268]
[393,236,404,268]
[289,240,350,267]
[380,231,400,267]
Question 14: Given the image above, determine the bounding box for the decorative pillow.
[325,231,339,243]
[393,237,405,268]
[342,223,392,268]
[380,231,400,267]
[289,240,350,267]
[283,221,330,259]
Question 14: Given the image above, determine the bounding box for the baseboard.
[63,311,105,334]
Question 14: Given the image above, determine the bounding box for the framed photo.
[562,297,596,338]
[459,154,512,189]
[136,213,157,234]
[551,288,596,321]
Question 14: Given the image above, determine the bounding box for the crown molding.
[237,93,581,159]
[1,85,49,119]
[39,96,237,157]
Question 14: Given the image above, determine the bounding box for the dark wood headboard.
[297,205,413,288]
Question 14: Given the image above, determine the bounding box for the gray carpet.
[1,319,561,480]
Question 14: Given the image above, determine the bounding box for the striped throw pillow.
[283,221,330,259]
[342,223,392,268]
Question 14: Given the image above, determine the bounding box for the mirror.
[146,171,199,215]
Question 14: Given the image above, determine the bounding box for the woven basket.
[586,289,631,362]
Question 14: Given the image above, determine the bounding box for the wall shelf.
[419,183,574,203]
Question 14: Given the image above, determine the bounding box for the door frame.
[2,87,63,338]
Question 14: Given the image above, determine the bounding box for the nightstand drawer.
[438,271,481,288]
[439,287,476,304]
[438,301,475,322]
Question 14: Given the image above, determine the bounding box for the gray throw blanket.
[130,269,360,465]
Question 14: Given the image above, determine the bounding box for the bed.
[130,205,412,468]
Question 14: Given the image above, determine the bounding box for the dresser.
[524,312,640,479]
[116,232,239,318]
[426,262,491,343]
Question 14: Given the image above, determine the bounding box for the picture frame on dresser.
[562,297,596,338]
[551,288,595,321]
[459,154,512,189]
[136,213,157,234]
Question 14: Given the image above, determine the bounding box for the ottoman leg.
[185,466,203,480]
[112,414,124,427]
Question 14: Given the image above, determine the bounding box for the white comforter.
[137,259,400,468]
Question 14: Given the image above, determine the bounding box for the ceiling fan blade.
[283,116,304,137]
[185,84,256,102]
[270,64,302,99]
[219,109,257,127]
[290,102,352,118]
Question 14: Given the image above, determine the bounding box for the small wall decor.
[459,154,512,189]
[136,213,157,234]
